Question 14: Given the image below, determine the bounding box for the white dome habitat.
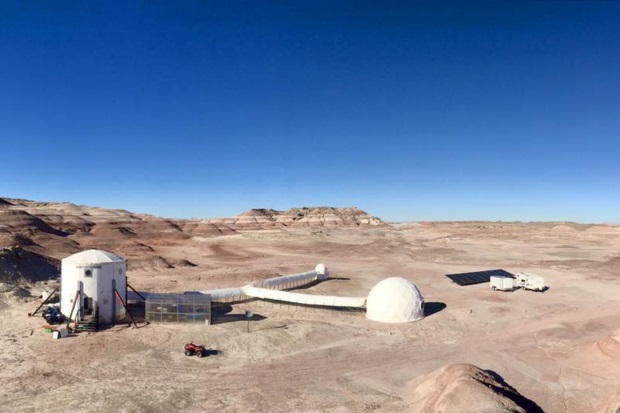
[366,277,425,323]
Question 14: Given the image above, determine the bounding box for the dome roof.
[366,277,425,323]
[62,249,125,265]
[315,263,329,280]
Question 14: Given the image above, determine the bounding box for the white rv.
[490,276,515,291]
[515,272,546,291]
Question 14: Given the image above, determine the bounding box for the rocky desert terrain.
[1,197,620,413]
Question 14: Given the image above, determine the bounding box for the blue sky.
[1,2,619,222]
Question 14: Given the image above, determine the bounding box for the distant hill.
[0,246,59,284]
[210,206,385,228]
[0,197,386,277]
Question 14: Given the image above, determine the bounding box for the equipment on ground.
[446,269,514,286]
[515,272,546,291]
[184,342,205,357]
[42,306,64,325]
[490,276,515,291]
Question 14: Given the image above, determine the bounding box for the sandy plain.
[2,217,620,412]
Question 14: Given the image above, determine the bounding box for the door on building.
[83,297,94,315]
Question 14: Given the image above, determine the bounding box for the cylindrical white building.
[60,249,127,324]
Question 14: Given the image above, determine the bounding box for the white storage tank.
[60,249,127,324]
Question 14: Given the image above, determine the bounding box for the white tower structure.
[60,249,127,324]
[366,277,425,323]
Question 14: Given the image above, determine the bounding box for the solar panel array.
[445,269,514,286]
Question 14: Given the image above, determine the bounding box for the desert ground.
[1,199,620,412]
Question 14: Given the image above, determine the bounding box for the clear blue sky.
[1,1,619,222]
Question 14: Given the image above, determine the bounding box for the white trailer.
[515,272,546,292]
[490,276,515,291]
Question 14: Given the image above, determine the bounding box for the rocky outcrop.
[233,208,284,229]
[277,207,384,227]
[210,207,385,229]
[0,209,68,237]
[0,246,59,284]
[404,363,543,413]
[181,220,236,236]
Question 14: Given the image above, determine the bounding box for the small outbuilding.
[366,277,425,323]
[490,276,515,291]
[60,249,127,324]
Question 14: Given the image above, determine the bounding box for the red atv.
[184,342,205,357]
